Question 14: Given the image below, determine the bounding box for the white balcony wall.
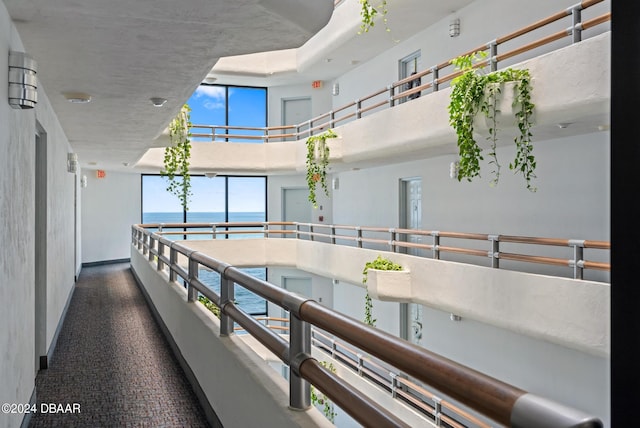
[0,3,78,427]
[81,170,141,264]
[162,237,609,426]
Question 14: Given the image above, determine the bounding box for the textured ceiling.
[3,0,334,169]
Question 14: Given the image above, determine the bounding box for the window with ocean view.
[141,83,269,316]
[141,174,268,315]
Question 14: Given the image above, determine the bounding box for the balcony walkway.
[29,263,210,427]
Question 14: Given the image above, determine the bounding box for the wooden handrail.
[137,222,610,275]
[497,9,571,44]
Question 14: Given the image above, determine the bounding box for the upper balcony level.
[135,1,610,175]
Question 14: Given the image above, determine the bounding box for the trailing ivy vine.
[358,0,391,35]
[306,129,337,208]
[362,255,403,327]
[161,104,193,210]
[448,52,537,191]
[310,361,337,423]
[198,295,221,318]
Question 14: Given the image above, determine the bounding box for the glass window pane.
[186,176,226,240]
[188,85,227,143]
[228,177,266,239]
[228,87,267,143]
[142,175,183,223]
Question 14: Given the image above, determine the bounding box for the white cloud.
[195,85,225,100]
[203,101,225,110]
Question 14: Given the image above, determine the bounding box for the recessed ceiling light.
[122,162,130,167]
[557,123,570,129]
[150,97,167,107]
[88,161,97,166]
[63,92,91,103]
[203,76,217,84]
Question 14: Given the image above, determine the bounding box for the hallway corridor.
[29,263,209,427]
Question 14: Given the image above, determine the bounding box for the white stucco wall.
[0,4,78,427]
[81,170,141,263]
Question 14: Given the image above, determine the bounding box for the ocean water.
[143,211,265,224]
[144,211,268,315]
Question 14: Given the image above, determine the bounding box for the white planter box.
[366,269,412,303]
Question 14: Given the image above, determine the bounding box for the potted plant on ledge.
[362,255,411,326]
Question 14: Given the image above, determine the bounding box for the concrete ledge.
[173,238,610,357]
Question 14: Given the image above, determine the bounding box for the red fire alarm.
[312,80,323,89]
[96,170,106,179]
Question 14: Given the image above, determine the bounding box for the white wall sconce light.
[81,175,88,188]
[450,313,462,322]
[332,82,340,96]
[67,153,78,174]
[449,18,461,37]
[8,51,38,109]
[449,160,460,179]
[332,177,339,190]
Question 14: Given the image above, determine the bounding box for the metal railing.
[137,221,610,280]
[190,0,610,143]
[235,317,494,427]
[131,223,604,427]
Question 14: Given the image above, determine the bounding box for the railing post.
[329,110,335,128]
[309,224,314,242]
[390,228,397,252]
[169,244,177,282]
[142,233,149,256]
[356,353,364,376]
[187,256,199,302]
[307,119,312,138]
[148,236,155,261]
[390,372,398,398]
[571,6,582,43]
[569,239,585,279]
[289,314,311,410]
[433,396,442,427]
[157,240,165,271]
[220,275,235,336]
[488,40,498,72]
[211,225,216,239]
[356,99,362,119]
[331,225,336,245]
[489,235,500,269]
[356,227,363,248]
[388,85,395,108]
[431,66,439,92]
[263,222,268,238]
[432,231,440,260]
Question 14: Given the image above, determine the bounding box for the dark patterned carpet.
[30,263,210,427]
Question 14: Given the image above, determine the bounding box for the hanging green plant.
[198,295,221,318]
[306,129,337,208]
[161,104,193,210]
[358,0,391,35]
[310,361,337,423]
[362,255,403,327]
[448,51,537,191]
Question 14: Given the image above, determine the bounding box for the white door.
[282,97,311,141]
[283,187,311,236]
